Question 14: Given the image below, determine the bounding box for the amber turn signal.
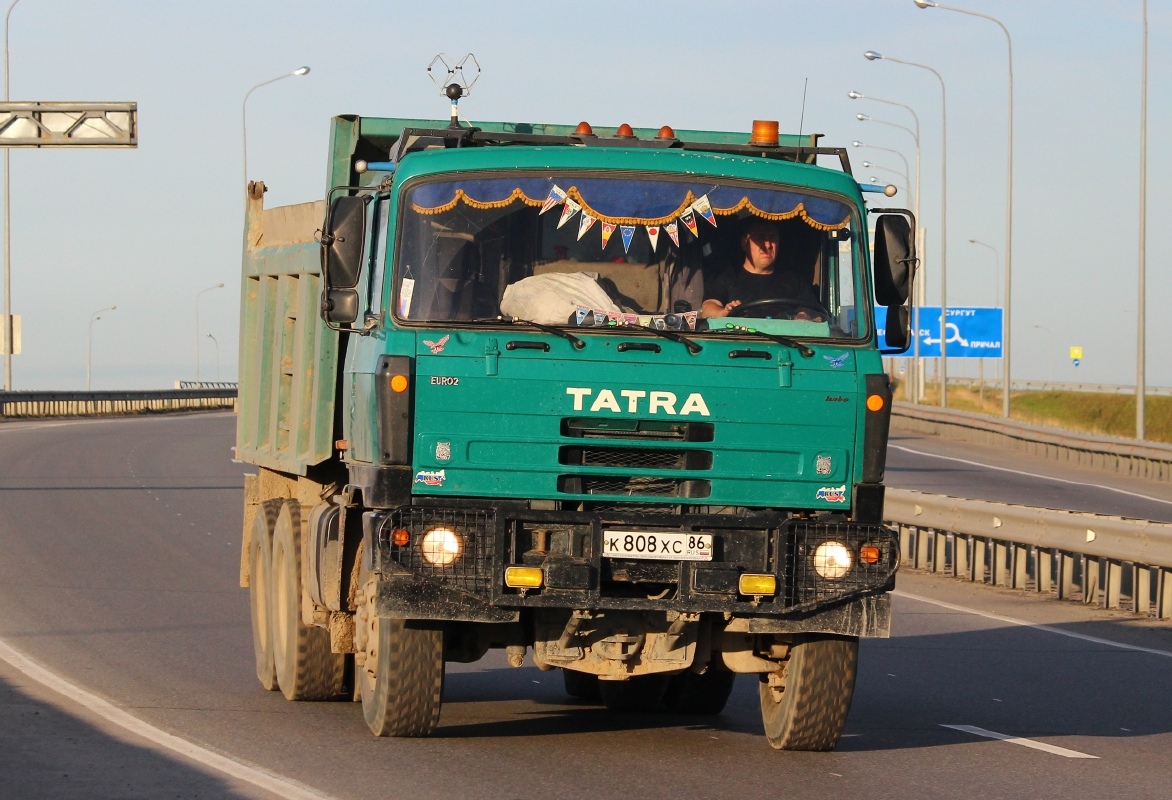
[738,574,777,596]
[391,528,411,547]
[390,374,409,393]
[866,394,885,412]
[859,544,881,565]
[505,566,543,589]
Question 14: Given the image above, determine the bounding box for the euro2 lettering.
[565,387,710,417]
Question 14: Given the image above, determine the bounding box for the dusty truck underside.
[237,116,912,752]
[242,462,897,750]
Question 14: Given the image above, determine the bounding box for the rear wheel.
[562,669,601,702]
[598,674,669,712]
[270,500,345,701]
[663,668,737,715]
[758,634,859,751]
[357,578,445,737]
[248,501,279,691]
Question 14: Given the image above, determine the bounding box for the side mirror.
[321,288,360,325]
[884,305,909,350]
[320,195,369,324]
[873,214,914,306]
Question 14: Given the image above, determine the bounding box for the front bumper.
[366,499,898,624]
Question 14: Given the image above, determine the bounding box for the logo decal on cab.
[566,387,710,417]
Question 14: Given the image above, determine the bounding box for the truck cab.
[238,115,915,750]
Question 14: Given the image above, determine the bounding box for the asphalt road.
[0,412,1170,799]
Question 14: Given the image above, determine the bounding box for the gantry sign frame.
[0,100,137,381]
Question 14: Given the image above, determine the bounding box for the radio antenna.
[427,53,481,128]
[796,77,809,164]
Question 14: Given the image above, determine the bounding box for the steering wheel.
[728,298,833,321]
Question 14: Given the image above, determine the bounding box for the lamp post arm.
[865,95,921,141]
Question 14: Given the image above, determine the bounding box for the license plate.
[602,530,713,561]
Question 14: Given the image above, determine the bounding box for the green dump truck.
[237,110,915,750]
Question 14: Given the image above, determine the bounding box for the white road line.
[940,724,1099,759]
[0,637,335,800]
[894,590,1172,659]
[890,443,1172,507]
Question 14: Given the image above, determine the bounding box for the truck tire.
[270,500,345,701]
[758,634,859,751]
[663,668,737,715]
[248,501,280,691]
[358,610,445,737]
[562,669,601,702]
[598,675,669,712]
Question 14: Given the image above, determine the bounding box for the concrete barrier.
[0,389,237,419]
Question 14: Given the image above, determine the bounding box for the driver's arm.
[702,298,740,318]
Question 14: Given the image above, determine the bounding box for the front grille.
[559,445,712,471]
[785,522,898,610]
[561,417,714,442]
[558,474,712,499]
[381,508,496,594]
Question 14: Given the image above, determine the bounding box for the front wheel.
[758,634,859,751]
[357,579,445,737]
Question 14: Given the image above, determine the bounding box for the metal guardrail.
[942,377,1172,396]
[886,489,1172,618]
[0,389,237,419]
[892,402,1172,482]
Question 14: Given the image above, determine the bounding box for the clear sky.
[3,0,1167,389]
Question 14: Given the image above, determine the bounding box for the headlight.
[420,527,461,566]
[813,541,852,579]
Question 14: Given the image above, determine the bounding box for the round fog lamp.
[420,527,461,566]
[813,541,852,579]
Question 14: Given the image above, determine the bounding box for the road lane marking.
[940,724,1099,759]
[894,591,1172,659]
[889,444,1172,507]
[0,637,335,800]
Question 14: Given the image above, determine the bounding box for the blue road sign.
[875,306,1003,358]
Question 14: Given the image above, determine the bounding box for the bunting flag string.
[539,185,566,215]
[664,221,680,247]
[679,208,699,239]
[620,225,636,253]
[557,199,581,229]
[577,212,597,240]
[600,221,617,249]
[646,225,660,251]
[692,194,717,227]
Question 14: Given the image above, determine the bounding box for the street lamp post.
[913,0,1014,420]
[206,333,220,383]
[243,66,310,197]
[865,50,949,406]
[86,304,115,391]
[3,0,21,391]
[854,114,926,402]
[969,238,1000,406]
[195,283,223,383]
[1138,0,1148,439]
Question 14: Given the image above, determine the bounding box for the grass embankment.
[892,383,1172,444]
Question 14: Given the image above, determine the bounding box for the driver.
[701,218,819,319]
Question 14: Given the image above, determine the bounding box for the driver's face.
[743,227,779,271]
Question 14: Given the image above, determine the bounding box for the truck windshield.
[393,173,866,340]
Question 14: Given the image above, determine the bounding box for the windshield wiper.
[702,324,815,358]
[614,323,702,355]
[471,316,586,350]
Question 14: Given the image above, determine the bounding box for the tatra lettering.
[566,386,710,417]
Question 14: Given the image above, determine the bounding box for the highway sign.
[1070,346,1083,360]
[875,306,1002,358]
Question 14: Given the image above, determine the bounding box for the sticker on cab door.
[824,353,849,369]
[816,484,847,503]
[422,334,450,355]
[415,469,446,487]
